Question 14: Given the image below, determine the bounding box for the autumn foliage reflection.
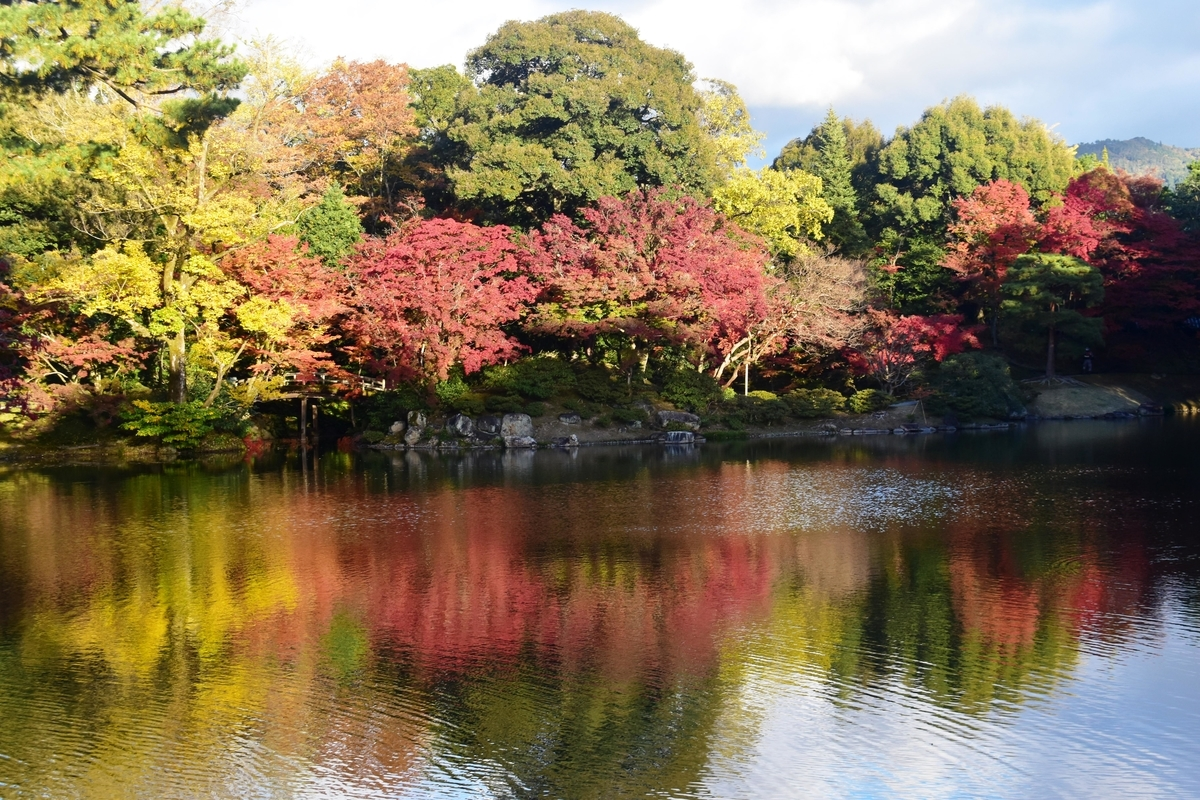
[0,452,1171,794]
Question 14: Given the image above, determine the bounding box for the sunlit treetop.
[696,79,764,179]
[446,10,719,228]
[0,0,245,101]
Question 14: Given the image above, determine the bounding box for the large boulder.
[402,426,424,446]
[504,435,538,449]
[664,430,695,444]
[476,414,503,436]
[500,413,534,438]
[446,413,474,438]
[558,412,582,425]
[388,420,406,435]
[654,410,701,431]
[407,410,427,429]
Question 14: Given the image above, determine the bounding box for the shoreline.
[0,414,1169,469]
[1,372,1191,468]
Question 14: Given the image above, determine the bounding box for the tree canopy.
[444,11,718,227]
[867,96,1076,244]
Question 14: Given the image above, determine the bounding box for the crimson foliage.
[526,189,769,361]
[345,218,536,383]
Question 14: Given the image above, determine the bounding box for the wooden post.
[312,402,319,441]
[299,396,308,445]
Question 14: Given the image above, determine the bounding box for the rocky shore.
[3,374,1195,467]
[365,407,708,452]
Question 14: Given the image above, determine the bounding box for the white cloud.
[626,0,973,107]
[228,0,1200,147]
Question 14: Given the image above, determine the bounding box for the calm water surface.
[1,420,1199,799]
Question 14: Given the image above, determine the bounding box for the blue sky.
[231,0,1200,163]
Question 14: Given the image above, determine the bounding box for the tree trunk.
[1045,322,1056,380]
[990,312,999,348]
[744,334,752,396]
[168,330,187,403]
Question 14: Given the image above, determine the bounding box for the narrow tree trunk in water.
[1045,323,1056,380]
[168,330,187,403]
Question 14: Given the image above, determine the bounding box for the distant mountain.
[1075,137,1200,186]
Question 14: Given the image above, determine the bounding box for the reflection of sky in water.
[1,420,1199,798]
[703,607,1200,800]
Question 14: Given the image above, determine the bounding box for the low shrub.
[435,371,470,406]
[593,414,612,428]
[449,392,486,416]
[121,400,240,451]
[360,386,425,431]
[660,368,722,412]
[485,394,525,413]
[199,432,246,453]
[362,430,386,444]
[848,389,891,413]
[785,388,846,418]
[928,352,1026,420]
[524,401,548,417]
[483,356,575,400]
[561,398,599,417]
[574,366,626,404]
[611,407,644,424]
[719,392,789,426]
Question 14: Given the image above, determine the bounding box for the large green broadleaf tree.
[444,11,719,228]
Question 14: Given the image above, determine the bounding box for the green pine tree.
[811,109,868,254]
[1001,254,1104,379]
[298,184,364,265]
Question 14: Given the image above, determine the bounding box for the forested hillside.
[1076,137,1200,185]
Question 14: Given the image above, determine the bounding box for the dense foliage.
[1,5,1198,446]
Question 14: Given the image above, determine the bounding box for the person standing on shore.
[1082,348,1094,374]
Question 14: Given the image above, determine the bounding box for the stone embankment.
[368,408,707,451]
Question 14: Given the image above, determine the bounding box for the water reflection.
[1,421,1198,798]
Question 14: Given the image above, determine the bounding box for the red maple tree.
[849,309,978,395]
[345,218,537,383]
[1033,169,1200,362]
[525,189,770,366]
[223,235,352,380]
[944,180,1038,344]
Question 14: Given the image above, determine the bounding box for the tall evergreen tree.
[1166,162,1200,232]
[811,108,868,254]
[298,184,363,266]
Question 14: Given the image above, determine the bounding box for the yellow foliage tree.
[712,168,834,261]
[697,79,765,178]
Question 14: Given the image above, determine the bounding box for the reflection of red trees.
[950,539,1043,652]
[948,520,1154,657]
[305,479,788,680]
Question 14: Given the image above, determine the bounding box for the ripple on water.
[3,425,1200,798]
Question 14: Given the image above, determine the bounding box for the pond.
[1,420,1199,799]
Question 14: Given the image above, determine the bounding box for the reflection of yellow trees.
[0,454,1161,794]
[0,470,428,795]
